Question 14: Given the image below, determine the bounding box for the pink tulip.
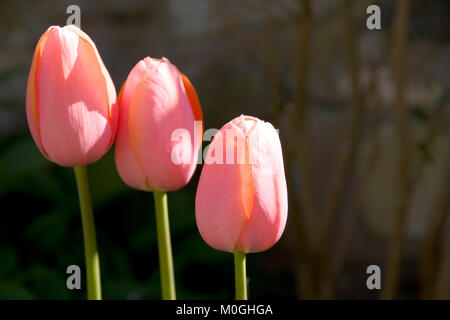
[26,25,118,167]
[115,57,203,191]
[195,115,288,253]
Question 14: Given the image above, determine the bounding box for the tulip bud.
[115,57,203,191]
[26,25,118,167]
[195,115,288,253]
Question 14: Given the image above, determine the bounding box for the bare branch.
[327,62,384,296]
[291,0,319,244]
[421,147,450,298]
[435,227,450,299]
[382,0,413,300]
[316,0,366,256]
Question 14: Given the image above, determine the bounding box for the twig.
[286,0,319,298]
[435,231,450,299]
[281,102,314,299]
[381,0,412,300]
[327,62,383,296]
[265,12,281,126]
[316,0,366,257]
[291,0,318,244]
[311,0,369,298]
[288,176,315,299]
[421,148,450,298]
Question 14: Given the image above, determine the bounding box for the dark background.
[0,0,449,299]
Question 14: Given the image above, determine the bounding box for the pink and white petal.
[196,122,254,252]
[114,59,155,190]
[236,121,288,253]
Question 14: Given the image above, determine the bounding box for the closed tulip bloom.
[196,115,288,253]
[115,57,203,192]
[26,25,118,167]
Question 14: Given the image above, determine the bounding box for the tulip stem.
[73,166,102,300]
[153,191,176,300]
[234,251,248,300]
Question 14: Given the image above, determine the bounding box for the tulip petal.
[26,27,52,158]
[65,25,118,145]
[114,59,154,190]
[181,73,203,148]
[195,121,255,252]
[58,28,78,79]
[235,121,288,253]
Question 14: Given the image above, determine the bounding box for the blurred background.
[0,0,449,299]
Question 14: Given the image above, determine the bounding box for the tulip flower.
[115,57,203,299]
[26,25,118,167]
[195,115,288,299]
[26,25,118,300]
[115,57,202,192]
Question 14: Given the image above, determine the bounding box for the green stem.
[153,191,176,300]
[234,251,247,300]
[73,166,102,300]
